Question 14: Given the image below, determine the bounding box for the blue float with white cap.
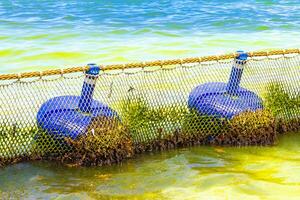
[188,51,263,119]
[37,63,118,139]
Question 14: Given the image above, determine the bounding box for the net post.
[78,63,100,113]
[226,51,248,95]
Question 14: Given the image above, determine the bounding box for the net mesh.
[0,53,299,165]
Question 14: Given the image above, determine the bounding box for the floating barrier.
[188,51,263,119]
[37,64,118,139]
[0,49,299,167]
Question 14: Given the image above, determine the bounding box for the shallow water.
[1,133,300,199]
[0,0,300,73]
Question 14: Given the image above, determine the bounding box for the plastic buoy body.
[188,82,263,119]
[37,96,117,139]
[188,51,263,119]
[37,64,118,139]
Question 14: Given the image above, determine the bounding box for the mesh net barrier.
[0,51,299,166]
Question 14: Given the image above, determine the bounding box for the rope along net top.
[0,49,299,166]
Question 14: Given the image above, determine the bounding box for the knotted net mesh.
[0,52,299,165]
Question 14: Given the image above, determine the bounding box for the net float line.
[0,48,299,81]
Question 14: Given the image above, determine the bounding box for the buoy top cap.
[86,63,100,75]
[236,50,248,61]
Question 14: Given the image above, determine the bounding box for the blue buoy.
[188,51,263,119]
[37,64,118,139]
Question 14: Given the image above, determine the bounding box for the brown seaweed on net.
[212,110,277,146]
[27,110,299,166]
[263,81,300,134]
[1,109,298,168]
[135,110,279,153]
[33,109,298,167]
[0,155,38,168]
[133,126,210,154]
[276,118,300,134]
[60,116,134,167]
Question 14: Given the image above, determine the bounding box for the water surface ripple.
[0,0,299,73]
[1,133,300,199]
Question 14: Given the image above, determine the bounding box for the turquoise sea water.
[1,1,300,199]
[0,0,300,73]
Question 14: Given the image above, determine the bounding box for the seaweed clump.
[0,156,33,168]
[120,97,187,142]
[213,110,277,146]
[134,110,225,152]
[264,82,300,118]
[276,118,300,134]
[60,116,134,167]
[0,126,43,168]
[134,109,278,151]
[264,82,300,134]
[121,94,279,153]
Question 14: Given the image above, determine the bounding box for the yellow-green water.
[1,0,300,74]
[1,133,300,199]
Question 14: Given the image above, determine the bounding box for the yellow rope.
[0,48,299,81]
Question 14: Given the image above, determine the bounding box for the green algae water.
[1,0,300,199]
[1,133,300,199]
[0,0,300,73]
